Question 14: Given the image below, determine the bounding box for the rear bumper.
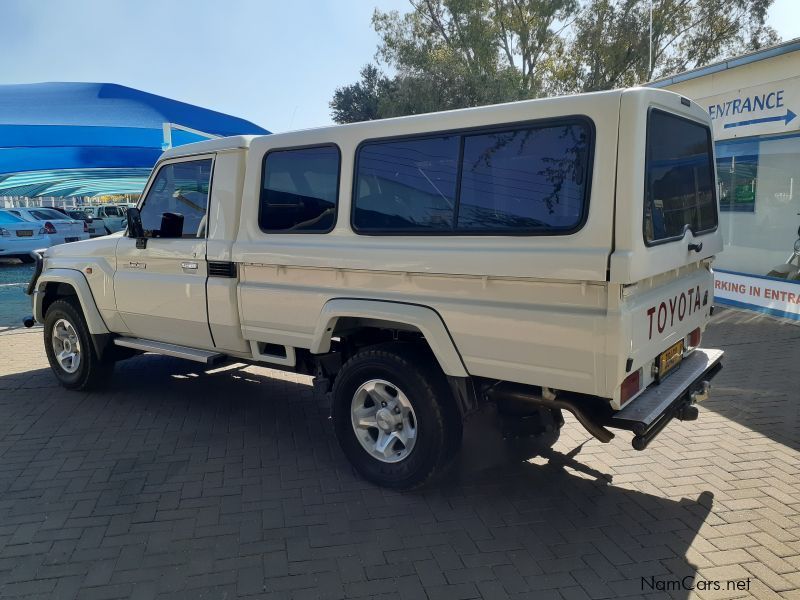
[607,348,724,449]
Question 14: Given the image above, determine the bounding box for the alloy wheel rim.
[51,318,81,374]
[350,378,418,463]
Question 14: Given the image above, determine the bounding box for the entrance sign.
[700,80,800,139]
[714,269,800,321]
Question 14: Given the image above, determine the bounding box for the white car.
[0,210,47,262]
[28,88,724,489]
[5,207,89,245]
[82,205,127,234]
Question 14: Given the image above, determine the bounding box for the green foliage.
[330,0,779,123]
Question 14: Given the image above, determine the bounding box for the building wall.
[662,51,800,277]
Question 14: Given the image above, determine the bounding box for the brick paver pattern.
[0,307,798,599]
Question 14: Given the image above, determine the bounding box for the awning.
[0,82,269,197]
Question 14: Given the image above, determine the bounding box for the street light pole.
[649,1,653,77]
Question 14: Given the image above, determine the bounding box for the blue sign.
[724,109,796,129]
[708,89,797,130]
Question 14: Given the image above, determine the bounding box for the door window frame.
[135,153,216,240]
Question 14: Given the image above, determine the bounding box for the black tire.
[332,344,462,490]
[43,299,113,390]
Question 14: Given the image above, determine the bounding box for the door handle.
[688,242,703,253]
[181,261,199,272]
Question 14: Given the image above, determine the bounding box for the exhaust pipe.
[487,383,615,443]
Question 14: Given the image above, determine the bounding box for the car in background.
[82,205,127,233]
[45,206,115,238]
[62,209,107,238]
[0,210,47,263]
[4,207,89,245]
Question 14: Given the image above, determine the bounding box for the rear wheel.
[332,345,462,489]
[44,299,113,390]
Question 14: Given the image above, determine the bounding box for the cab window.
[140,159,212,239]
[259,145,340,232]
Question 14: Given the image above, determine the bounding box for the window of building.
[259,145,340,232]
[712,132,800,277]
[716,139,759,212]
[644,110,718,243]
[352,120,592,234]
[140,159,212,239]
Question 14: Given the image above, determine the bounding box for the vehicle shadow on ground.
[0,355,713,598]
[703,308,800,452]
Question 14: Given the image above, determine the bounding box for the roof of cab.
[159,135,258,160]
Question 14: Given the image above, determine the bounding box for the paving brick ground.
[0,307,797,599]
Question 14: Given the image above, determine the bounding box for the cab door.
[114,155,214,349]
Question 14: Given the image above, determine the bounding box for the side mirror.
[127,207,144,239]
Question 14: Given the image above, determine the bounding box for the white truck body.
[29,87,724,488]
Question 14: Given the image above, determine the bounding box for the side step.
[114,337,226,366]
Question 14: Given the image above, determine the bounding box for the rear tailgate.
[608,89,723,410]
[8,223,44,240]
[46,218,84,241]
[610,89,723,284]
[611,263,715,409]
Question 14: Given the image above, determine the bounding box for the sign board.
[714,269,800,321]
[698,79,800,140]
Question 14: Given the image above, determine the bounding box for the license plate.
[16,230,33,237]
[65,237,79,243]
[657,340,684,381]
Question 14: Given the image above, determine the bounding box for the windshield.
[644,109,718,244]
[0,211,25,224]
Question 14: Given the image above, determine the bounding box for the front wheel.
[332,345,462,489]
[44,299,113,390]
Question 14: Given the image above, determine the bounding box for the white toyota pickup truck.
[26,87,724,489]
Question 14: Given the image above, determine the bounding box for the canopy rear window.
[644,109,717,244]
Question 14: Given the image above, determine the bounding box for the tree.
[550,0,779,94]
[330,0,779,123]
[330,64,394,124]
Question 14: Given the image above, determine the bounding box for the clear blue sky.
[2,0,798,133]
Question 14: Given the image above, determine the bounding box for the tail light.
[40,222,57,234]
[83,221,89,233]
[688,327,701,348]
[620,368,642,406]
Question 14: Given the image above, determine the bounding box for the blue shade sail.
[0,82,269,197]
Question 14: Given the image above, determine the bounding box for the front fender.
[310,299,468,377]
[34,268,110,335]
